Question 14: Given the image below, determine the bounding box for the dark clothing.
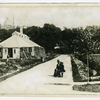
[54,62,65,77]
[53,63,60,77]
[60,64,65,72]
[54,69,60,77]
[56,63,60,70]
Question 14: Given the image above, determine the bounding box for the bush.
[0,72,3,76]
[9,65,18,70]
[75,53,87,64]
[89,55,100,76]
[75,53,100,77]
[0,52,59,83]
[0,69,3,75]
[73,84,100,92]
[0,64,6,68]
[19,59,41,66]
[9,60,16,64]
[71,54,94,81]
[71,58,82,82]
[1,67,8,73]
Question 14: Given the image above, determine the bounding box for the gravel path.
[0,55,74,96]
[0,55,99,97]
[0,55,100,97]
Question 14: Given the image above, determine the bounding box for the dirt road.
[0,55,73,96]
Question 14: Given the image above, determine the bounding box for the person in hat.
[59,62,65,77]
[53,59,60,77]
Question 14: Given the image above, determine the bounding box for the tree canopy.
[0,24,100,54]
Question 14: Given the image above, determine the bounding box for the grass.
[73,83,100,93]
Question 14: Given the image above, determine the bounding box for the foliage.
[0,24,100,55]
[34,47,46,58]
[73,84,100,93]
[89,55,100,76]
[1,24,100,82]
[19,59,41,66]
[0,52,59,83]
[71,55,82,82]
[1,24,100,76]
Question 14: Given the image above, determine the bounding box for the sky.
[0,4,100,30]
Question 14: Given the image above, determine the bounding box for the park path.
[0,55,73,96]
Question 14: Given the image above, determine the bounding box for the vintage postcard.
[0,3,100,97]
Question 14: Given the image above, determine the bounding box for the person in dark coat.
[59,62,65,77]
[54,60,60,77]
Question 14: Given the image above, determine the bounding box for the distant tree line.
[0,23,100,55]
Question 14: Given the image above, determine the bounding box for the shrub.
[0,72,3,76]
[19,59,41,66]
[75,53,100,77]
[9,60,17,64]
[0,64,6,68]
[73,84,100,92]
[0,69,3,75]
[75,53,87,64]
[71,58,81,82]
[34,47,46,58]
[89,55,100,76]
[71,54,93,81]
[1,67,8,73]
[12,66,18,70]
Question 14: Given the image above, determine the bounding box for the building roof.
[0,31,41,48]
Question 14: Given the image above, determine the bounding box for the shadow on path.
[45,83,70,85]
[48,75,54,77]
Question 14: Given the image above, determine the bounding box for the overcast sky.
[0,4,100,29]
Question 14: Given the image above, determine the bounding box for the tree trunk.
[87,52,89,83]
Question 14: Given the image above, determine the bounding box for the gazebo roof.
[0,31,41,48]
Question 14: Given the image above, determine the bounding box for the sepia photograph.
[0,3,100,97]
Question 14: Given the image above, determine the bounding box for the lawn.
[73,83,100,92]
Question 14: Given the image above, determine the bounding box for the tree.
[82,26,99,83]
[40,23,62,51]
